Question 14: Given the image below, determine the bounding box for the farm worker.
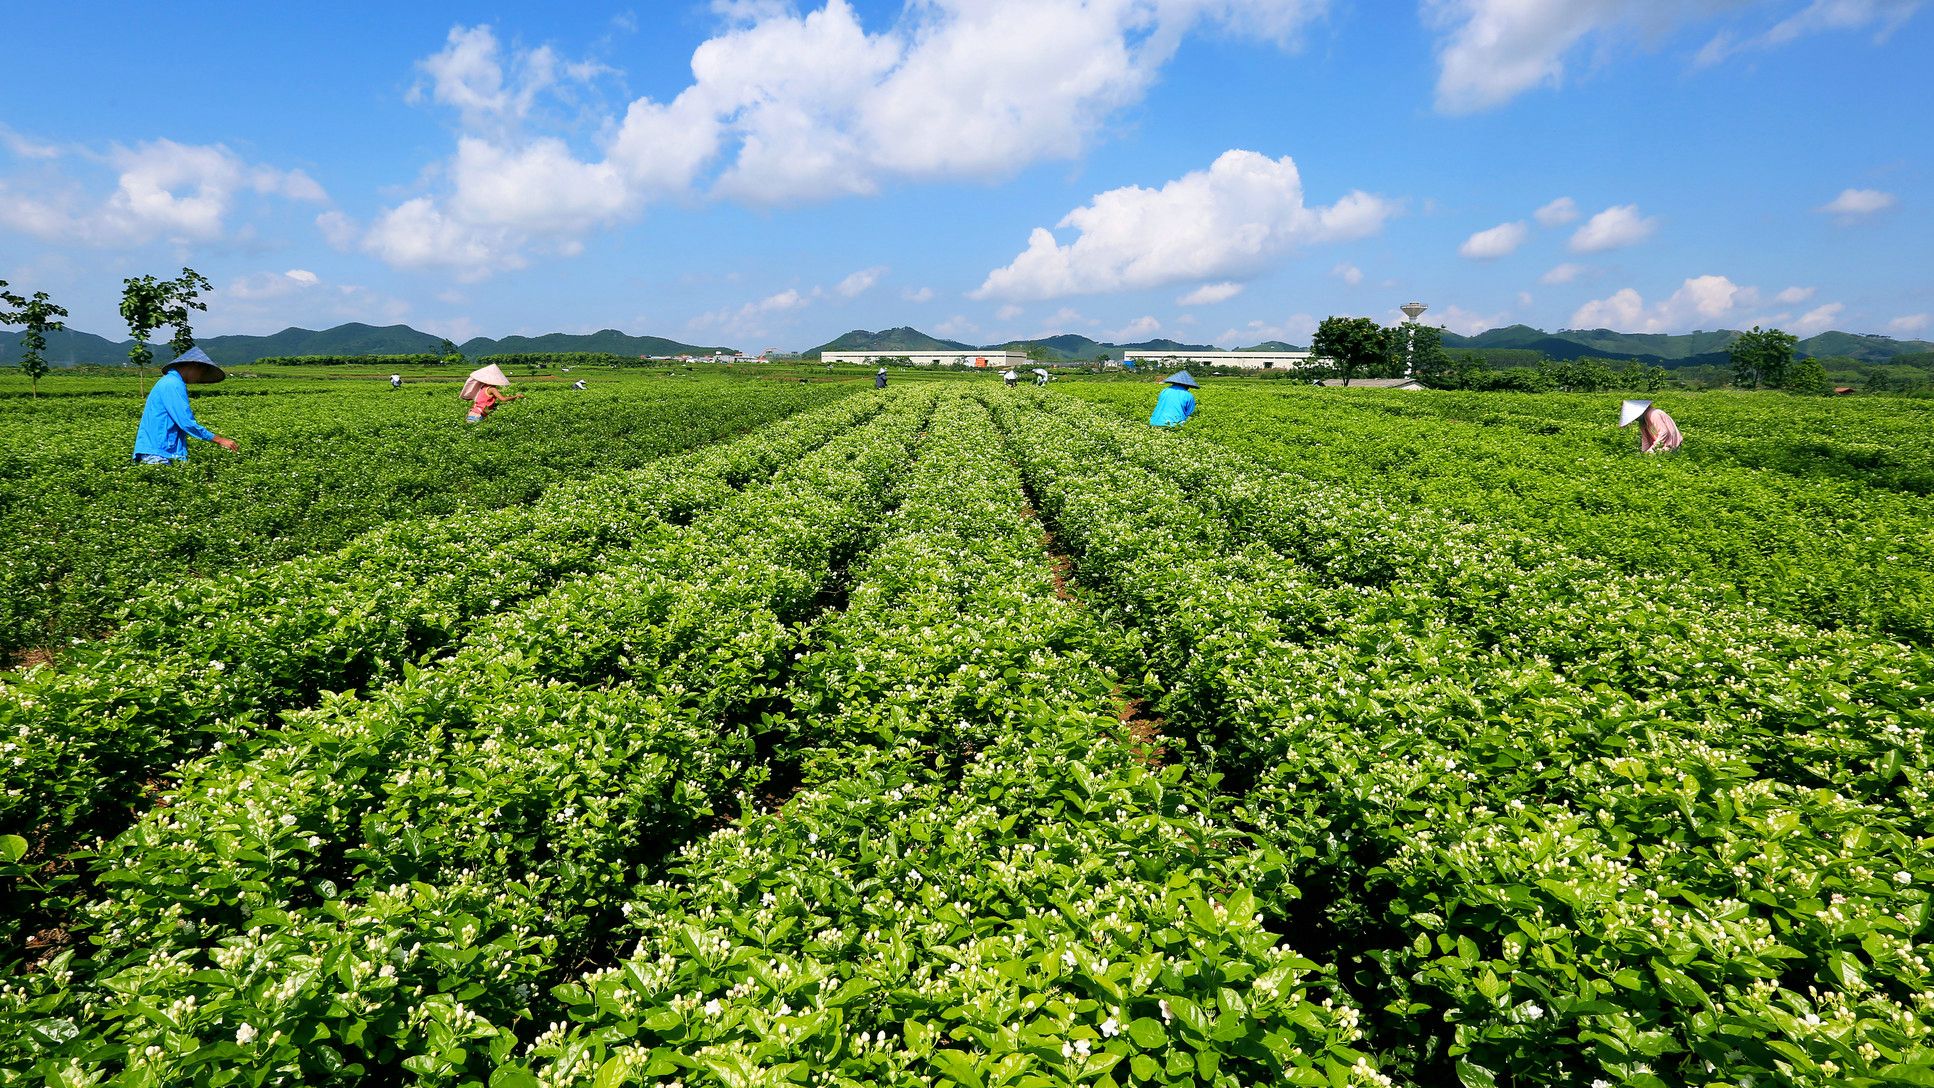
[571,379,587,390]
[875,367,888,389]
[1033,367,1050,387]
[1148,370,1199,428]
[1619,399,1682,453]
[389,373,402,389]
[1003,369,1019,388]
[461,363,523,423]
[131,347,240,464]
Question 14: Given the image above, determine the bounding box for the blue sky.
[1,0,1928,351]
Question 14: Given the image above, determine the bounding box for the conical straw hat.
[468,363,510,388]
[1619,399,1652,427]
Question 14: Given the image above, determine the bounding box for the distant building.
[1122,349,1315,371]
[822,350,1031,368]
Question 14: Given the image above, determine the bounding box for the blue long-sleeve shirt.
[1149,385,1196,427]
[132,370,217,461]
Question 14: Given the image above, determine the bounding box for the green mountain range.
[0,323,736,367]
[807,328,1216,361]
[9,321,1931,371]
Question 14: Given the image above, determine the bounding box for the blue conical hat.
[1165,370,1198,388]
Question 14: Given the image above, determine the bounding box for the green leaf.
[489,1065,540,1088]
[1455,1060,1498,1088]
[929,1049,987,1088]
[1127,1017,1166,1049]
[0,835,26,863]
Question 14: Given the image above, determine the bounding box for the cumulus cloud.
[972,150,1398,302]
[1569,273,1841,334]
[902,286,936,303]
[836,266,886,298]
[1541,262,1586,284]
[1887,313,1930,335]
[0,138,326,247]
[366,3,1326,274]
[1429,303,1509,336]
[1331,261,1363,285]
[1819,187,1897,219]
[1178,282,1244,305]
[1534,196,1579,226]
[211,268,411,332]
[1569,203,1658,252]
[1216,313,1318,347]
[1459,219,1529,259]
[1110,315,1163,341]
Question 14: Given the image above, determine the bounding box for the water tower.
[1399,302,1427,377]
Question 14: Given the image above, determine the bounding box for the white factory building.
[1123,349,1316,371]
[822,350,1032,369]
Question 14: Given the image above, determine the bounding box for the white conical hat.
[468,363,510,387]
[1619,399,1651,427]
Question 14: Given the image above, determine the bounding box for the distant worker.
[1148,370,1199,428]
[132,347,240,464]
[1619,399,1682,453]
[389,373,403,390]
[461,363,523,423]
[1033,367,1050,387]
[571,379,587,390]
[1002,369,1019,389]
[875,367,888,390]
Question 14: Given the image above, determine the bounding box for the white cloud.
[1178,282,1244,305]
[209,269,412,333]
[1568,273,1844,333]
[996,303,1024,321]
[902,286,936,303]
[934,313,980,338]
[1423,303,1508,336]
[973,149,1399,301]
[1215,313,1317,347]
[0,138,327,247]
[1541,262,1586,284]
[1110,315,1163,342]
[1886,313,1929,335]
[365,4,1328,274]
[1699,0,1923,63]
[1458,219,1529,259]
[1791,301,1844,335]
[1331,261,1363,285]
[836,266,886,298]
[1819,187,1897,218]
[1569,203,1658,252]
[1534,196,1579,226]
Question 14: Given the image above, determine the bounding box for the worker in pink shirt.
[1619,399,1682,453]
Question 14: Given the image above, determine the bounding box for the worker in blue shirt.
[1148,370,1198,427]
[132,347,239,464]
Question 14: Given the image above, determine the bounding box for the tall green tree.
[1401,323,1452,385]
[1729,326,1796,390]
[1310,316,1387,386]
[1785,354,1830,395]
[121,267,213,390]
[6,288,68,398]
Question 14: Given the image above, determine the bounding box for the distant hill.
[1438,325,1934,368]
[808,327,1215,361]
[1238,340,1308,352]
[811,326,975,355]
[0,323,735,366]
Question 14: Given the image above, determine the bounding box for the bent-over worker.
[132,347,239,464]
[462,363,523,423]
[1619,399,1682,453]
[1002,369,1018,388]
[1148,370,1199,428]
[875,367,887,389]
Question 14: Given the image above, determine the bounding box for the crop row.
[0,392,933,1084]
[0,392,888,945]
[516,394,1382,1088]
[0,375,854,654]
[995,390,1932,1086]
[1066,384,1934,641]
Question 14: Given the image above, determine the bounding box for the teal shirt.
[132,370,216,461]
[1149,385,1196,427]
